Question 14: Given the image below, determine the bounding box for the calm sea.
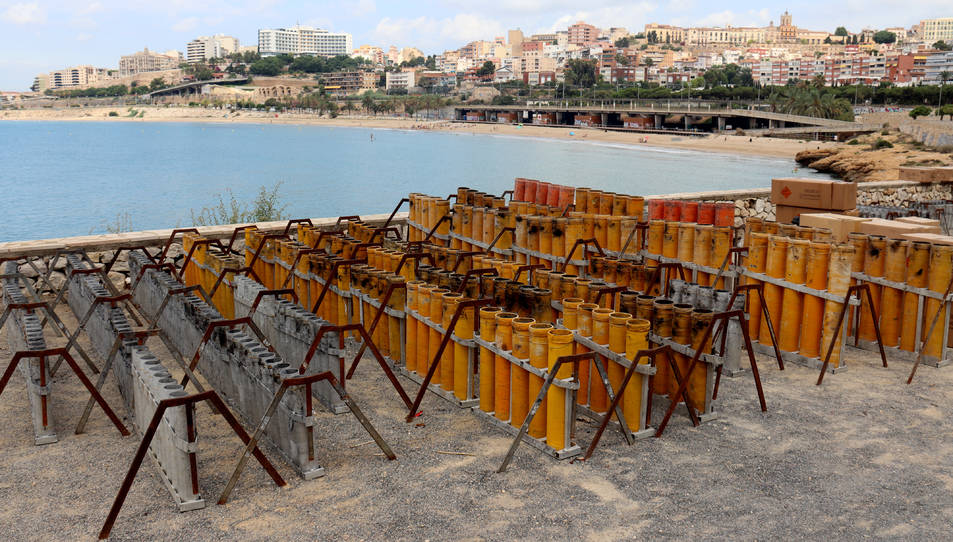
[0,121,830,242]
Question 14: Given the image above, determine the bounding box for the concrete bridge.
[146,77,249,98]
[454,102,853,133]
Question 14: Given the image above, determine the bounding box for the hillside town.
[3,13,952,109]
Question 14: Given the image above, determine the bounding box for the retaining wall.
[128,252,325,479]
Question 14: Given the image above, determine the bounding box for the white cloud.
[373,13,505,49]
[350,0,376,17]
[77,1,103,15]
[545,2,657,32]
[171,16,198,32]
[1,2,46,24]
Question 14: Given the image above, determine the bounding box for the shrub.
[847,139,859,145]
[108,111,118,117]
[190,182,288,226]
[871,139,894,150]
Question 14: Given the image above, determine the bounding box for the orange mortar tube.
[689,309,714,410]
[528,323,552,438]
[608,312,631,412]
[510,317,534,428]
[575,302,598,406]
[711,226,732,289]
[779,239,809,353]
[846,233,868,337]
[820,243,856,369]
[900,242,931,352]
[672,304,694,400]
[880,239,908,348]
[759,235,789,346]
[623,318,650,432]
[693,225,713,286]
[405,281,423,373]
[428,288,449,385]
[552,218,567,265]
[546,328,575,450]
[453,297,474,401]
[858,235,886,343]
[798,243,831,358]
[924,244,953,359]
[607,216,622,253]
[472,207,485,247]
[539,217,553,262]
[564,217,584,275]
[677,223,695,264]
[478,306,501,413]
[662,221,679,259]
[387,275,406,363]
[745,232,769,339]
[594,216,608,250]
[494,312,517,421]
[589,308,613,413]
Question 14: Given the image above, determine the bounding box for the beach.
[0,105,839,159]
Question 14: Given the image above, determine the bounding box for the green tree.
[149,77,166,91]
[873,30,896,44]
[250,57,283,76]
[565,59,598,87]
[647,30,658,44]
[476,60,496,77]
[425,55,437,70]
[614,36,630,48]
[909,105,932,119]
[835,26,849,36]
[935,41,952,51]
[937,104,953,120]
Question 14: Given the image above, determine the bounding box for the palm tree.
[362,94,375,115]
[940,71,951,108]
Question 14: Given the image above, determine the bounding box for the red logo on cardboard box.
[781,186,792,199]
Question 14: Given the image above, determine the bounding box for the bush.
[871,139,894,150]
[909,106,932,119]
[190,182,288,226]
[847,139,859,145]
[108,111,118,117]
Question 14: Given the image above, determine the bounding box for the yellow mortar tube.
[472,207,485,246]
[478,306,501,413]
[880,239,908,348]
[608,312,632,412]
[528,322,552,438]
[624,318,650,432]
[564,217,584,275]
[387,274,405,365]
[453,296,474,401]
[900,242,931,352]
[510,317,534,428]
[594,215,608,250]
[693,225,713,286]
[672,304,694,400]
[759,235,789,346]
[483,209,497,246]
[820,243,856,369]
[677,223,695,265]
[607,216,622,253]
[589,308,613,413]
[628,196,645,219]
[451,203,463,250]
[576,302,597,406]
[552,218,567,265]
[712,226,732,289]
[539,217,553,263]
[925,244,953,359]
[514,216,528,265]
[546,328,575,450]
[778,239,809,353]
[745,232,768,340]
[652,298,674,395]
[846,232,868,337]
[428,288,449,382]
[858,235,886,343]
[662,221,679,259]
[689,309,714,410]
[405,281,423,373]
[798,242,831,358]
[621,218,640,258]
[494,312,517,421]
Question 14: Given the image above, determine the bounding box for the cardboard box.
[895,216,942,233]
[771,178,857,210]
[898,166,953,184]
[900,233,953,246]
[857,218,938,238]
[799,213,872,242]
[776,205,859,224]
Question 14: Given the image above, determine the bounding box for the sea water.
[0,121,830,242]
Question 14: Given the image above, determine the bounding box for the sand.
[0,106,840,160]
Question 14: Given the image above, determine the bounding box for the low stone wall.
[900,123,953,149]
[649,180,953,225]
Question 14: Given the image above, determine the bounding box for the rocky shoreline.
[796,131,953,183]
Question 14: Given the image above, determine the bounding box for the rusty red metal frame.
[297,323,413,410]
[180,317,275,388]
[655,309,767,437]
[382,198,409,230]
[51,293,137,376]
[0,300,88,366]
[369,226,402,243]
[246,288,298,319]
[486,227,516,253]
[817,283,888,385]
[560,238,606,273]
[710,246,746,287]
[593,285,628,309]
[645,261,689,294]
[103,246,157,275]
[218,370,396,505]
[129,262,180,295]
[422,214,450,245]
[0,347,129,441]
[513,264,545,284]
[501,189,514,202]
[282,218,314,236]
[46,263,144,328]
[908,272,953,385]
[179,238,228,278]
[208,266,262,300]
[242,233,290,278]
[278,249,320,290]
[395,252,435,276]
[345,281,406,379]
[581,345,669,460]
[159,228,201,262]
[98,389,286,540]
[223,225,258,256]
[619,222,649,255]
[406,298,493,421]
[449,251,482,273]
[310,259,362,315]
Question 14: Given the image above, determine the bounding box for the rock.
[47,271,66,293]
[17,262,45,279]
[754,199,766,213]
[109,258,129,274]
[107,271,127,291]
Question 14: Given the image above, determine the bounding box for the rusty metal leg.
[757,286,784,370]
[738,316,767,412]
[76,335,123,434]
[583,361,640,460]
[51,302,100,376]
[498,369,558,473]
[326,375,395,459]
[590,354,633,446]
[860,284,888,368]
[59,351,129,436]
[205,392,286,488]
[357,327,414,410]
[817,293,852,386]
[655,349,703,437]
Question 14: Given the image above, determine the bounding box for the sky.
[0,0,949,90]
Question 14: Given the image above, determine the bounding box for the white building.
[258,26,352,57]
[385,70,416,91]
[187,34,240,62]
[924,51,953,83]
[118,48,182,76]
[920,18,953,43]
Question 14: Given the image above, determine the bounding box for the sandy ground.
[1,297,952,540]
[0,106,839,159]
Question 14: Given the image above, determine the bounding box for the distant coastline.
[1,105,839,160]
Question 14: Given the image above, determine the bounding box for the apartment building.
[258,26,352,57]
[317,71,379,95]
[568,21,599,46]
[352,45,384,64]
[385,70,416,91]
[920,18,953,43]
[33,65,114,91]
[118,48,182,76]
[186,35,240,62]
[924,51,953,83]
